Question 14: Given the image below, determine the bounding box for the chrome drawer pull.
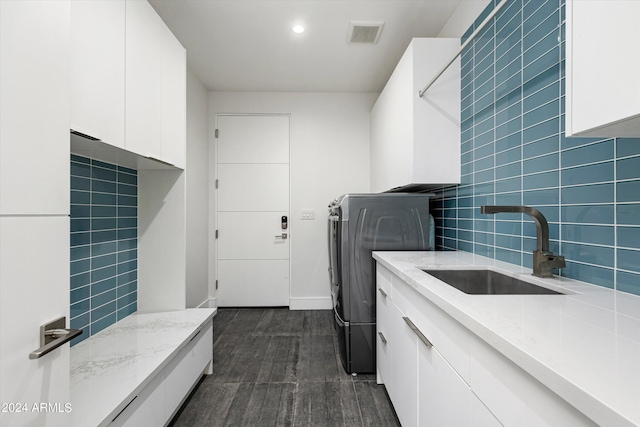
[403,316,433,347]
[378,332,387,344]
[378,288,387,297]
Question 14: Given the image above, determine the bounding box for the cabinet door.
[376,285,393,389]
[0,217,71,427]
[125,0,162,160]
[394,275,472,380]
[0,0,70,215]
[566,0,640,137]
[417,341,471,426]
[468,334,596,427]
[163,322,213,420]
[71,0,125,147]
[469,393,502,427]
[160,20,186,169]
[391,305,418,427]
[110,372,164,427]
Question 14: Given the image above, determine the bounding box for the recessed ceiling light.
[292,25,305,34]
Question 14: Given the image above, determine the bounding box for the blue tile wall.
[432,0,640,296]
[70,155,138,345]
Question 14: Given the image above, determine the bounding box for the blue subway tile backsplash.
[432,0,640,296]
[70,155,137,345]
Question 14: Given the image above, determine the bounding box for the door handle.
[275,233,288,239]
[29,316,82,360]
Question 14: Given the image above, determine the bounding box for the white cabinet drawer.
[376,264,393,298]
[417,340,471,427]
[393,276,472,380]
[376,284,393,388]
[163,321,213,420]
[390,302,418,427]
[469,393,502,427]
[468,331,596,427]
[110,320,213,427]
[110,372,164,427]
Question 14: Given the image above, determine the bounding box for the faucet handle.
[540,254,566,270]
[533,251,565,277]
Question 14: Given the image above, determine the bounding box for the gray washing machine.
[328,193,432,374]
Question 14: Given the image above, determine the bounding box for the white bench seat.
[70,309,215,427]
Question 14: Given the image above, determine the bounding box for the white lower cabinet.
[376,285,393,392]
[418,341,471,426]
[110,373,164,427]
[391,305,418,427]
[163,322,213,421]
[469,393,503,427]
[376,262,592,427]
[468,334,596,427]
[110,321,213,426]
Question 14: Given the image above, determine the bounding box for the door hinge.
[215,129,219,138]
[215,179,218,189]
[215,280,218,290]
[215,230,219,239]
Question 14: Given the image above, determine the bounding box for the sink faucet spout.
[480,205,548,252]
[480,205,563,278]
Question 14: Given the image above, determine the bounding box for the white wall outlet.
[301,209,315,220]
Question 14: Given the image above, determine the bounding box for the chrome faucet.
[480,205,565,278]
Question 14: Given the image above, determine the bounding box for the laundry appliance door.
[347,197,430,324]
[328,211,341,293]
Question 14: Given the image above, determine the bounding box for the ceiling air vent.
[347,21,384,44]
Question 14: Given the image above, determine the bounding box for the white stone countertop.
[70,308,216,427]
[372,251,640,427]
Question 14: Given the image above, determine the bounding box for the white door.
[216,115,290,306]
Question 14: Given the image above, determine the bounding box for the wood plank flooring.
[169,308,399,427]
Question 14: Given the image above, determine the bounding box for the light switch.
[301,209,315,220]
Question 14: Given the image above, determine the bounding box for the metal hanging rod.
[419,0,510,98]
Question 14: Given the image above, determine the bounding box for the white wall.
[185,70,210,308]
[438,0,491,38]
[209,92,377,309]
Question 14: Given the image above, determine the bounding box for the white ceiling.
[149,0,483,93]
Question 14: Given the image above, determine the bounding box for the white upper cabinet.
[125,0,186,169]
[370,38,461,192]
[125,0,163,161]
[0,0,70,215]
[565,0,640,137]
[160,20,186,169]
[70,0,125,148]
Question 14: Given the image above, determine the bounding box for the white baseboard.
[196,298,217,309]
[289,296,332,310]
[206,296,330,310]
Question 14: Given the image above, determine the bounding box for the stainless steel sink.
[423,269,563,295]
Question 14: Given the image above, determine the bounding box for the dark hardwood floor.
[170,308,400,426]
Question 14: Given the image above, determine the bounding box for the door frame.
[213,113,292,307]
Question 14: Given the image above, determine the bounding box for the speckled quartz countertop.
[372,251,640,427]
[70,308,216,427]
